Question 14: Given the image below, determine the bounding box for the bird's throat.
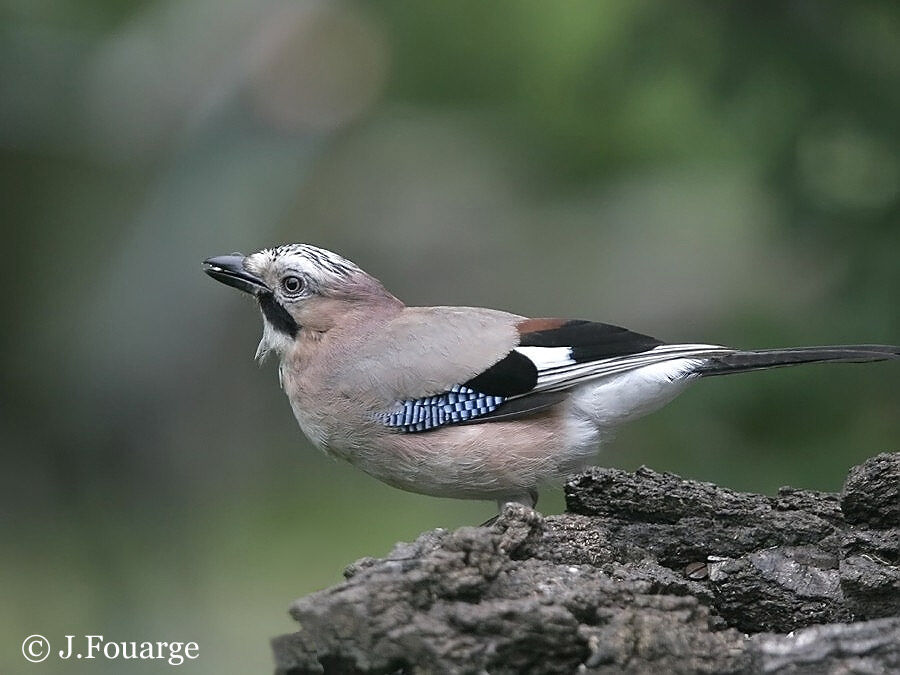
[258,293,298,338]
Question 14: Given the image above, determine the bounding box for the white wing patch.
[514,346,575,370]
[515,343,732,396]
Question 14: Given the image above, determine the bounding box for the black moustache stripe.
[258,293,298,338]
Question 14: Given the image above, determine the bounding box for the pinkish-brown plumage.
[204,244,900,512]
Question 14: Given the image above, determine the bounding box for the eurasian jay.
[204,244,899,512]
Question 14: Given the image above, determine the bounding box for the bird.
[204,243,899,513]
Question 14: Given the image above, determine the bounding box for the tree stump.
[273,452,900,674]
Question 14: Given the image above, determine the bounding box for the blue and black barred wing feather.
[378,385,508,433]
[380,318,687,433]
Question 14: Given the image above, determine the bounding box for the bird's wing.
[376,315,730,433]
[512,318,731,394]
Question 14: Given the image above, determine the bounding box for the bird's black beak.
[203,255,270,295]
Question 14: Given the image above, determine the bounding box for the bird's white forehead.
[246,243,361,278]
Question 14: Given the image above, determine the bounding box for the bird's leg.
[481,489,539,526]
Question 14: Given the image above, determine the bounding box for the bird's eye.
[281,275,304,294]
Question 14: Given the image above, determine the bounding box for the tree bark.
[272,452,900,674]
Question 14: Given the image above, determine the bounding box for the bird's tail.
[695,345,900,377]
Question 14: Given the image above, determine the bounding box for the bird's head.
[204,244,400,360]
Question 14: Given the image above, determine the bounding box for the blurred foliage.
[1,0,898,672]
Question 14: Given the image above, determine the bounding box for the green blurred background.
[3,0,898,672]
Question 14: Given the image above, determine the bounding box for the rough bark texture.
[273,452,900,674]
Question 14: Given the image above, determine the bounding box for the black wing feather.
[519,319,663,362]
[463,349,537,396]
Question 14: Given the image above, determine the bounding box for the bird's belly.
[285,363,698,502]
[290,402,331,452]
[338,412,598,501]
